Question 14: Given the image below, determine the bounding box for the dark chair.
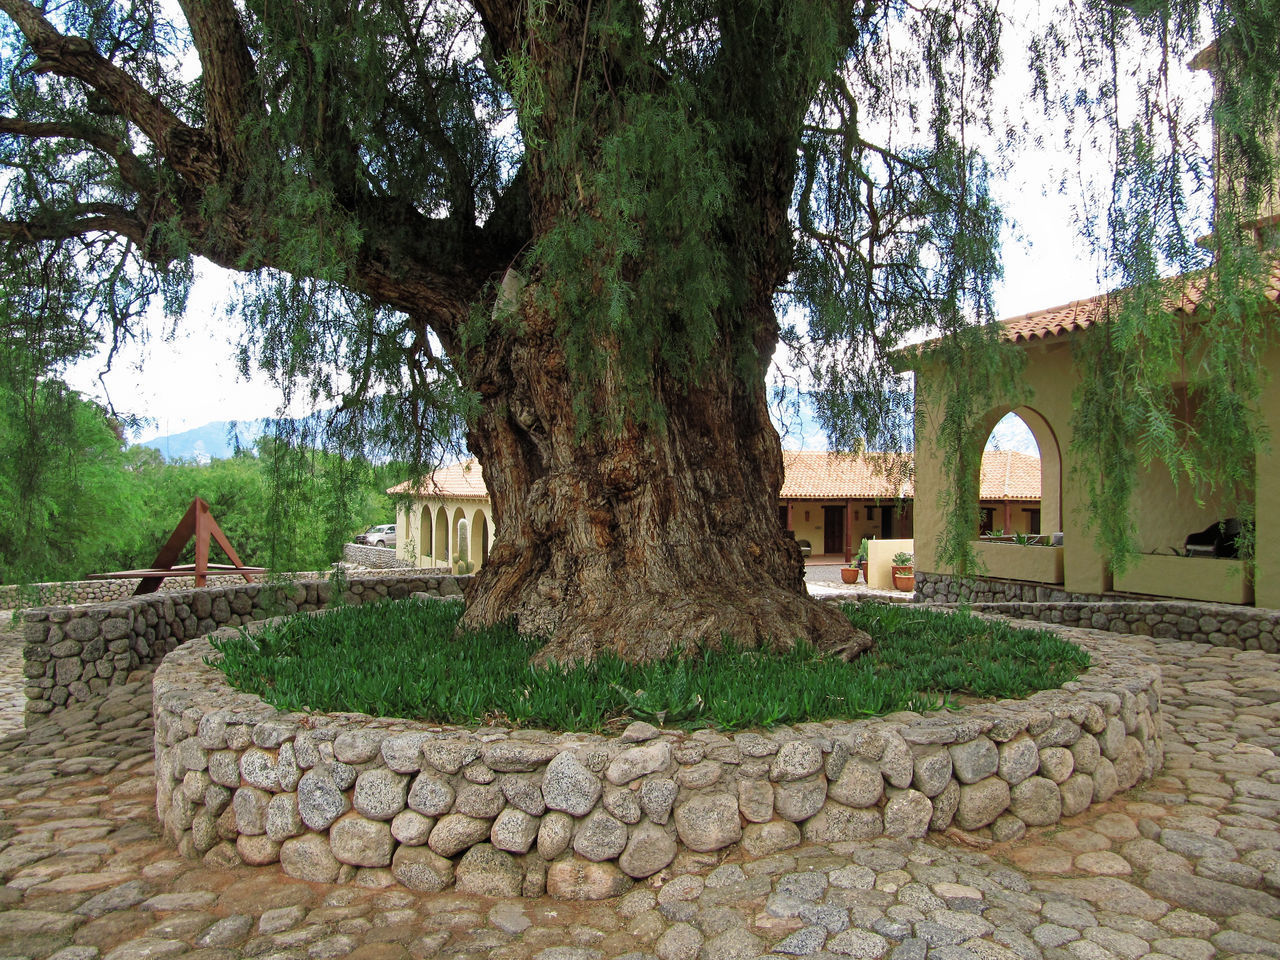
[1184,518,1241,558]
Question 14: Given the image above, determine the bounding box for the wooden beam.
[844,499,853,564]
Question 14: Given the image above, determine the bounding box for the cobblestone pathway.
[0,618,1277,960]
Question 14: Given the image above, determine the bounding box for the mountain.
[136,419,269,462]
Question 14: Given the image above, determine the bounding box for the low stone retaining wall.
[916,572,1097,606]
[918,572,1279,652]
[19,573,469,720]
[0,572,330,609]
[152,615,1163,899]
[341,543,421,570]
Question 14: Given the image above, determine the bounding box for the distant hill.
[136,419,269,462]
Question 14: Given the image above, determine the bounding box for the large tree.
[1,0,1275,661]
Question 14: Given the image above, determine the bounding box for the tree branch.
[175,0,260,170]
[0,0,218,184]
[0,204,152,251]
[0,116,154,193]
[470,0,523,67]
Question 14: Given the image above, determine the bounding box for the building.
[912,277,1280,607]
[391,449,1042,574]
[388,460,494,572]
[912,37,1280,609]
[778,449,1042,561]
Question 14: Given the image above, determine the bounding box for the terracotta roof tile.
[395,451,1043,503]
[779,450,1041,501]
[977,449,1043,501]
[997,261,1280,344]
[388,458,489,500]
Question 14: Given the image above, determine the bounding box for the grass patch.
[209,599,1090,732]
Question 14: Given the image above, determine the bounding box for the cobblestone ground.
[1,611,1278,960]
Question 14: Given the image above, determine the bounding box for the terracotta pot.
[840,567,859,584]
[858,561,868,581]
[891,566,914,592]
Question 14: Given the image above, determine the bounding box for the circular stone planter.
[152,613,1163,899]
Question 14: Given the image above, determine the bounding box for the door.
[823,505,844,555]
[880,506,894,539]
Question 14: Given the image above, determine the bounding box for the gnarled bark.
[460,285,870,664]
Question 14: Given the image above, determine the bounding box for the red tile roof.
[394,451,1044,504]
[996,261,1280,345]
[781,450,1041,501]
[388,458,489,500]
[977,449,1044,501]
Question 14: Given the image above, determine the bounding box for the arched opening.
[978,407,1062,538]
[452,507,468,568]
[417,508,431,566]
[434,504,449,564]
[470,509,489,568]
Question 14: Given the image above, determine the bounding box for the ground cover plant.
[210,599,1090,732]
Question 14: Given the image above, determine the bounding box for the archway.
[978,407,1062,537]
[434,504,449,564]
[470,509,489,568]
[452,507,468,567]
[417,508,431,566]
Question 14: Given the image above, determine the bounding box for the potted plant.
[857,538,870,583]
[841,562,859,584]
[891,551,914,592]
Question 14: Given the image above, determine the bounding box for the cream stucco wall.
[1253,342,1280,608]
[867,538,914,590]
[915,332,1270,605]
[395,497,494,571]
[915,339,1099,589]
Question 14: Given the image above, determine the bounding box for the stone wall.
[19,573,470,721]
[0,573,329,609]
[341,544,426,570]
[151,615,1163,899]
[917,572,1279,652]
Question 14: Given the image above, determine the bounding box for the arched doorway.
[452,508,468,566]
[470,509,489,568]
[417,508,431,566]
[434,504,449,564]
[979,407,1062,537]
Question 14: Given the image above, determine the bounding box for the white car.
[358,524,397,548]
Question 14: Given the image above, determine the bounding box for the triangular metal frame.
[136,497,259,595]
[90,497,267,595]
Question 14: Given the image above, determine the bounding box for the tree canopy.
[1,0,1276,659]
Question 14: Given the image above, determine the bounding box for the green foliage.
[0,375,395,583]
[1022,1,1279,572]
[0,369,142,583]
[920,327,1026,573]
[892,551,913,567]
[209,598,1090,731]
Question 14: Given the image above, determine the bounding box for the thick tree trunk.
[448,0,872,665]
[460,285,871,665]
